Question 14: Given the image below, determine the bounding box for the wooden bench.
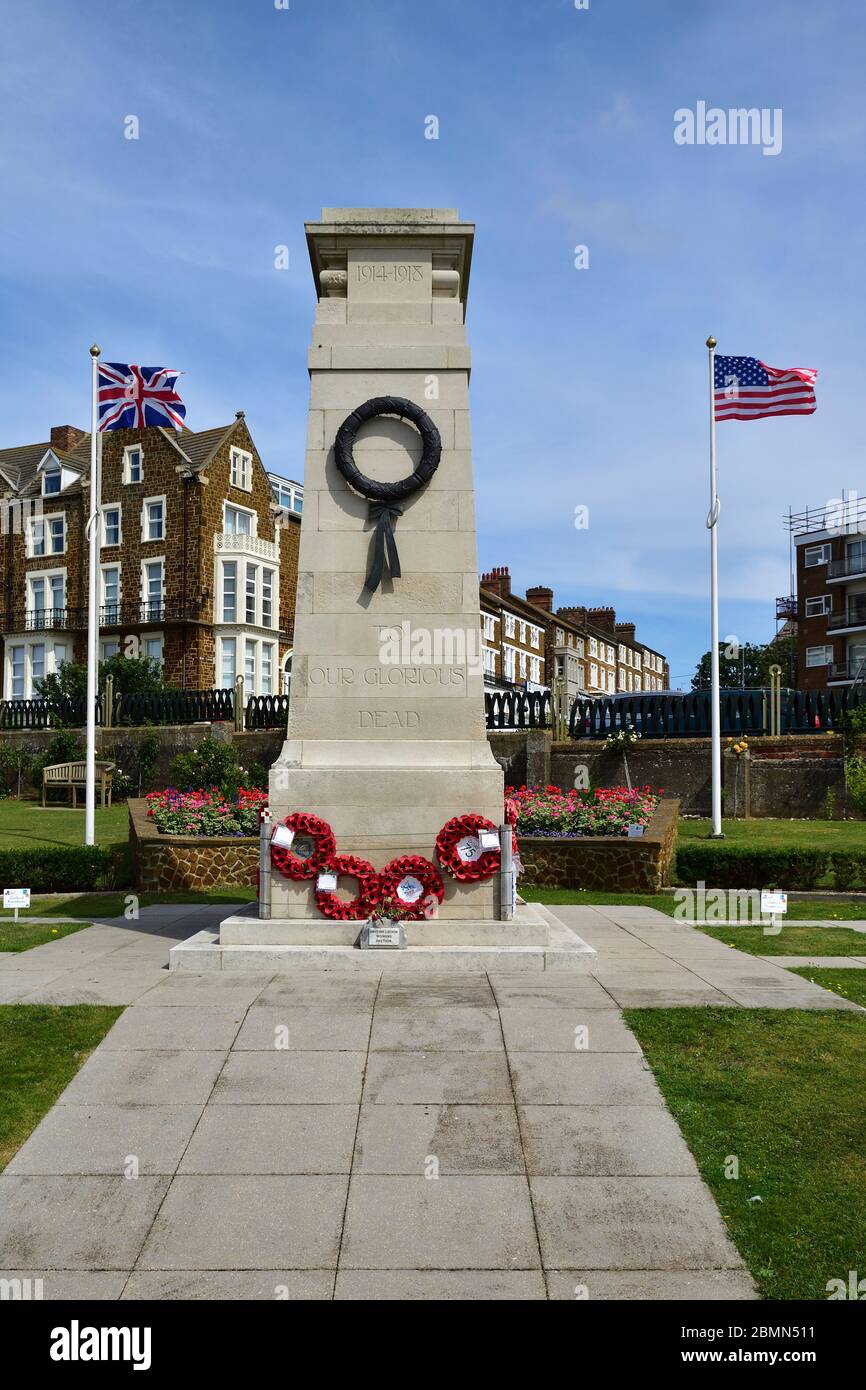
[42,761,115,808]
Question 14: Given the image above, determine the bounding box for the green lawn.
[0,886,255,953]
[0,1005,122,1170]
[626,1006,866,1300]
[789,968,866,1009]
[678,818,866,850]
[525,886,866,921]
[700,924,866,956]
[0,800,128,850]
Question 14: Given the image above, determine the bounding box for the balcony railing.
[829,658,866,683]
[827,605,866,633]
[827,553,866,581]
[214,533,279,563]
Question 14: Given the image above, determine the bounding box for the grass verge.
[0,1005,122,1170]
[625,1005,866,1300]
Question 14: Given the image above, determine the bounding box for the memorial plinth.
[179,209,595,970]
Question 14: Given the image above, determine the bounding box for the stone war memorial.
[173,209,592,971]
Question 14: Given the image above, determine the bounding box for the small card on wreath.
[316,871,338,892]
[478,830,500,852]
[271,825,295,849]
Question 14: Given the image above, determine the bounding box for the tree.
[35,654,166,703]
[691,636,797,691]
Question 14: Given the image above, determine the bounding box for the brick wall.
[128,797,259,891]
[519,798,679,892]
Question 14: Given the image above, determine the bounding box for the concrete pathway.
[0,901,860,1301]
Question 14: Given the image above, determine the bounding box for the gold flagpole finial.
[90,344,101,357]
[706,335,717,349]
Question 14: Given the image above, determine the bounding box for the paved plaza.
[0,902,860,1300]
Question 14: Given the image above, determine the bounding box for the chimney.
[615,621,636,643]
[480,565,511,599]
[587,605,616,633]
[50,425,86,454]
[557,605,587,627]
[525,585,554,612]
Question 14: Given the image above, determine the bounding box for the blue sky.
[2,0,864,687]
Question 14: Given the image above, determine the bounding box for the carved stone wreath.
[333,396,442,591]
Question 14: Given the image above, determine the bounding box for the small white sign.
[396,875,424,904]
[271,825,295,849]
[3,887,30,909]
[365,923,403,948]
[479,830,500,852]
[761,890,788,916]
[317,872,338,892]
[627,824,645,838]
[456,835,482,863]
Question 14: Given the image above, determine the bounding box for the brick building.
[784,497,866,691]
[479,567,668,699]
[0,417,300,699]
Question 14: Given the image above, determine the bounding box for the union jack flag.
[97,362,187,432]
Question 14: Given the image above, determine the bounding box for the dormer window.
[123,446,143,485]
[42,467,61,496]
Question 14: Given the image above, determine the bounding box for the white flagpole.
[84,344,101,846]
[706,335,724,838]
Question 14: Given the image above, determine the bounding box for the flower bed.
[145,787,267,837]
[507,784,660,838]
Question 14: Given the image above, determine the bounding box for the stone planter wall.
[518,797,680,893]
[128,799,258,892]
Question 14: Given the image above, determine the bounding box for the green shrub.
[0,845,129,893]
[676,844,830,890]
[830,852,862,892]
[846,754,866,816]
[170,737,243,799]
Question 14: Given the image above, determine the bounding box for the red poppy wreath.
[378,855,444,920]
[270,812,336,881]
[435,814,501,883]
[314,853,381,920]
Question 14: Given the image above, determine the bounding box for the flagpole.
[706,335,724,838]
[84,345,101,847]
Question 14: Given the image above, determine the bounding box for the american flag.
[97,363,186,432]
[714,355,817,422]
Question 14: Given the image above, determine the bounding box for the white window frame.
[218,635,237,688]
[504,613,516,640]
[41,465,62,497]
[804,543,831,569]
[805,595,831,618]
[140,557,165,620]
[220,560,238,623]
[100,562,122,619]
[589,661,598,687]
[101,505,123,548]
[805,645,833,667]
[223,500,257,536]
[5,637,68,700]
[141,494,166,543]
[230,447,253,492]
[27,567,66,622]
[123,445,144,485]
[100,639,120,662]
[142,633,164,667]
[27,512,66,557]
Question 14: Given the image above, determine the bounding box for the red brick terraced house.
[784,497,866,692]
[0,416,300,700]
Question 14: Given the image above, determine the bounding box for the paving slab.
[233,1005,372,1051]
[178,1104,359,1174]
[509,1052,662,1106]
[0,1176,170,1270]
[519,1105,700,1177]
[212,1050,366,1104]
[353,1103,524,1175]
[498,1006,641,1053]
[334,1269,545,1300]
[121,1270,333,1300]
[376,977,494,1007]
[97,1006,244,1051]
[530,1177,745,1271]
[0,1270,129,1300]
[132,975,272,1007]
[137,1175,348,1270]
[369,1004,502,1052]
[488,978,616,1010]
[340,1175,540,1269]
[545,1269,756,1299]
[362,1050,513,1104]
[6,1105,203,1176]
[56,1050,226,1107]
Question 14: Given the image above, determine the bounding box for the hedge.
[0,846,128,894]
[675,844,833,891]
